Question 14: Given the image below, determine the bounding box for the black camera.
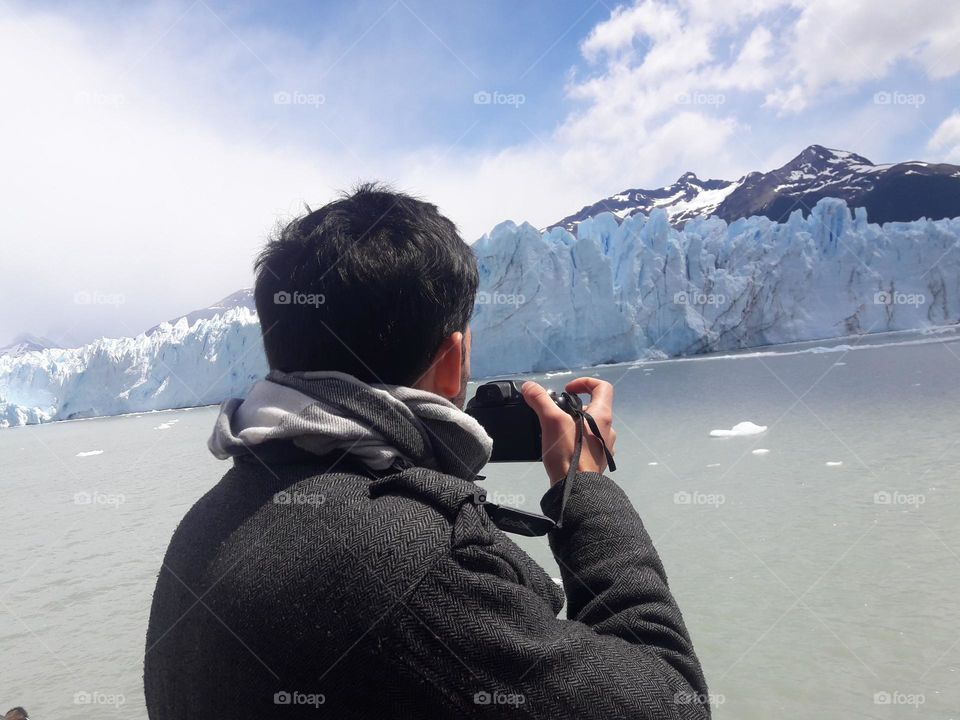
[465,380,574,462]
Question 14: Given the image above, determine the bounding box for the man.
[4,708,28,720]
[144,183,710,718]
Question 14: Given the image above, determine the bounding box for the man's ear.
[416,331,463,399]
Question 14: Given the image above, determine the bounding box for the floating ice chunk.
[154,423,172,430]
[751,448,770,455]
[710,421,767,438]
[648,461,659,466]
[825,461,843,466]
[706,463,721,468]
[76,450,104,457]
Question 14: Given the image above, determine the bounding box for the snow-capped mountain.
[551,172,740,230]
[551,145,960,231]
[0,333,61,358]
[3,197,959,427]
[145,288,255,334]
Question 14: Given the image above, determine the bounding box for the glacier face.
[0,308,267,428]
[2,198,959,427]
[471,198,960,375]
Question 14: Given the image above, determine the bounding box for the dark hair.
[254,182,478,385]
[5,709,28,720]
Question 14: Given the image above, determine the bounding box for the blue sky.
[2,0,960,345]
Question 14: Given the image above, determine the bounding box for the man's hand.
[521,377,617,486]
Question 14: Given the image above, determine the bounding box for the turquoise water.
[2,329,959,718]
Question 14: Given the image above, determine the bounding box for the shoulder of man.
[366,466,489,541]
[364,466,564,611]
[205,462,518,599]
[308,464,562,610]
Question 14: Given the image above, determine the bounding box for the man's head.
[5,708,28,720]
[254,183,478,405]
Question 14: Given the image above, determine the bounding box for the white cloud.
[928,111,960,163]
[557,1,791,186]
[581,2,683,63]
[0,11,340,344]
[768,0,960,112]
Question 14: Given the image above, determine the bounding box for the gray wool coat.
[144,445,710,718]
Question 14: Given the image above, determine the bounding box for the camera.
[465,380,574,462]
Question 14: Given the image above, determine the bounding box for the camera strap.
[556,391,616,529]
[481,501,558,537]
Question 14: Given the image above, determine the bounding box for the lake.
[2,328,959,718]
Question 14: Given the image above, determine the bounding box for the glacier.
[2,198,959,427]
[470,198,960,374]
[0,309,267,428]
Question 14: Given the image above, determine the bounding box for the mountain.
[4,197,960,427]
[0,333,61,357]
[550,145,960,231]
[145,288,255,334]
[551,172,740,230]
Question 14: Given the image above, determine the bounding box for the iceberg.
[709,421,767,438]
[2,198,959,428]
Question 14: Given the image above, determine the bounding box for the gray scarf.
[209,370,493,481]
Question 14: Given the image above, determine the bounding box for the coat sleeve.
[395,472,711,719]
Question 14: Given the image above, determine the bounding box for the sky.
[2,0,960,347]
